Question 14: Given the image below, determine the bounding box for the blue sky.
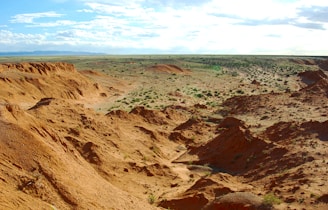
[1,0,328,54]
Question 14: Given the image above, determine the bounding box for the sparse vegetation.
[148,193,156,204]
[0,55,326,210]
[263,193,282,206]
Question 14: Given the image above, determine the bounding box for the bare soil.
[0,56,327,210]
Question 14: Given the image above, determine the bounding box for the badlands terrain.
[0,55,327,210]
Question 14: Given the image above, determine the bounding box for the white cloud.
[10,12,64,24]
[77,9,94,13]
[204,0,297,20]
[3,0,328,54]
[27,20,76,28]
[0,30,46,45]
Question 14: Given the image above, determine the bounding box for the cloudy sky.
[1,0,328,54]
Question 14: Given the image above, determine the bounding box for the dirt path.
[78,71,140,112]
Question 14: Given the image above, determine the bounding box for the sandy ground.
[0,58,327,210]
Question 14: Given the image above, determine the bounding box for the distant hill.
[0,51,106,56]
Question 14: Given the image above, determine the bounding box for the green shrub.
[263,193,282,206]
[236,90,244,94]
[194,93,203,98]
[231,71,239,77]
[148,194,156,204]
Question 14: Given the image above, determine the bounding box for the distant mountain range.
[0,51,106,56]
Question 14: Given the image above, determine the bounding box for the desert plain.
[0,55,327,210]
